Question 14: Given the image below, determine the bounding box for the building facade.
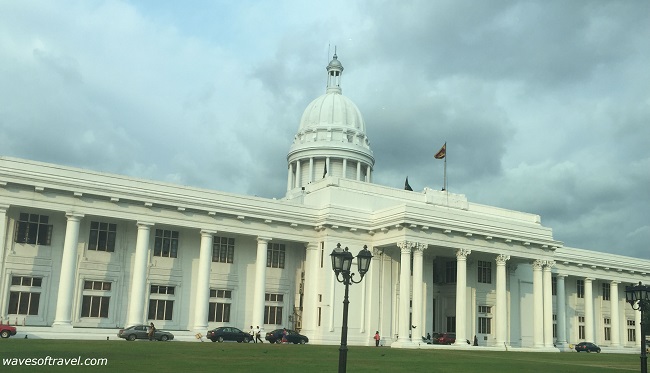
[0,54,647,349]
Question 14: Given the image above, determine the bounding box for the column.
[396,241,412,343]
[301,242,320,334]
[326,157,330,178]
[532,260,544,347]
[295,160,302,188]
[287,163,293,191]
[584,278,594,342]
[495,254,510,346]
[342,159,347,179]
[610,281,620,347]
[252,237,270,328]
[0,205,7,316]
[193,230,215,331]
[309,158,314,183]
[126,222,153,326]
[52,213,84,327]
[411,244,425,342]
[366,165,371,182]
[356,162,361,181]
[454,249,471,346]
[543,261,555,347]
[556,275,567,346]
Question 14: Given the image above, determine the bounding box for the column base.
[51,322,73,329]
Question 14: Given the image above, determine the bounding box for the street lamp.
[626,282,650,373]
[331,243,372,373]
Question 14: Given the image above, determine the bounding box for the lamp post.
[330,243,372,373]
[626,282,650,373]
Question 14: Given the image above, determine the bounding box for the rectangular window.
[603,318,611,341]
[14,213,52,245]
[552,277,557,296]
[264,306,283,325]
[148,299,174,320]
[577,280,584,298]
[212,236,235,263]
[602,283,610,301]
[320,242,324,268]
[8,292,40,315]
[266,243,286,268]
[153,229,179,258]
[553,314,557,338]
[578,315,585,340]
[317,307,322,327]
[478,305,491,314]
[80,280,111,319]
[478,317,491,334]
[445,261,457,284]
[80,296,110,318]
[7,276,42,315]
[477,261,491,284]
[627,320,636,342]
[446,316,456,332]
[150,285,175,295]
[264,292,284,325]
[88,222,117,252]
[208,289,232,322]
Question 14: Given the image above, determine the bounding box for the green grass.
[0,340,642,373]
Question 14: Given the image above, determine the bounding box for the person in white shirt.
[249,325,256,343]
[255,326,264,343]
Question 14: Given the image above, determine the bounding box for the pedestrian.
[249,325,256,343]
[255,325,264,343]
[473,335,478,346]
[374,331,380,347]
[281,328,288,344]
[148,322,156,341]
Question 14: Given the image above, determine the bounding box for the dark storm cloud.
[1,0,648,259]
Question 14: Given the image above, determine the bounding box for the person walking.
[255,326,264,343]
[374,331,381,347]
[148,322,156,341]
[249,325,256,343]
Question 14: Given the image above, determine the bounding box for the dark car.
[265,329,309,344]
[574,342,601,353]
[0,325,17,338]
[436,333,456,345]
[207,327,250,343]
[117,325,174,341]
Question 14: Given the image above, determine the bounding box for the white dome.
[286,53,374,192]
[298,92,366,133]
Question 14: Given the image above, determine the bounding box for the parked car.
[0,324,17,338]
[117,325,174,341]
[436,333,456,345]
[206,327,250,343]
[574,342,601,353]
[265,329,309,344]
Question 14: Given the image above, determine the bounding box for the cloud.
[1,0,649,260]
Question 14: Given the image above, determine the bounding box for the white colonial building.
[0,54,647,350]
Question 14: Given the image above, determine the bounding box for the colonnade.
[286,156,372,190]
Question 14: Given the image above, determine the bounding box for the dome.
[286,53,374,192]
[298,93,366,133]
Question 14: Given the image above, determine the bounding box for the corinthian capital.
[456,248,471,259]
[496,254,510,265]
[532,259,544,270]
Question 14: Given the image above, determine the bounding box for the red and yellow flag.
[434,143,446,159]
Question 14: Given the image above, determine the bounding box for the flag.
[322,163,327,178]
[404,177,413,191]
[434,143,446,159]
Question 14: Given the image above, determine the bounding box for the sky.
[1,0,648,260]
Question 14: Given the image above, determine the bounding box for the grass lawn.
[0,339,641,373]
